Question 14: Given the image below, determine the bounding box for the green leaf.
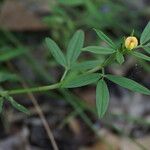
[62,73,101,88]
[106,74,150,95]
[132,51,150,61]
[72,60,104,71]
[0,72,19,83]
[85,0,99,16]
[67,30,84,67]
[82,46,116,54]
[96,79,109,118]
[58,0,84,6]
[7,96,30,114]
[0,47,26,62]
[116,51,124,64]
[43,16,64,25]
[94,29,116,48]
[143,47,150,54]
[140,21,150,45]
[0,98,4,113]
[45,38,67,67]
[138,60,150,73]
[61,70,78,85]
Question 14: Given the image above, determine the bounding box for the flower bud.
[125,36,138,50]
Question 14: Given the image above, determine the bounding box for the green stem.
[87,53,116,73]
[0,53,115,97]
[1,83,61,96]
[102,68,105,75]
[60,69,68,81]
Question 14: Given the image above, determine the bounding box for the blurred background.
[0,0,150,150]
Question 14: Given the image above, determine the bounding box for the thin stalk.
[1,83,61,96]
[60,69,68,81]
[102,68,105,75]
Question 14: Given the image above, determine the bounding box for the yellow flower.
[125,36,138,50]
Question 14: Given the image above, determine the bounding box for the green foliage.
[96,79,109,118]
[45,30,84,69]
[0,97,4,113]
[116,51,124,64]
[0,21,150,119]
[94,29,116,48]
[62,73,101,88]
[45,38,67,67]
[106,75,150,95]
[66,30,84,67]
[72,60,103,71]
[132,51,150,61]
[82,46,116,54]
[0,94,29,114]
[43,0,139,48]
[7,96,30,114]
[0,71,19,82]
[140,21,150,45]
[0,47,26,62]
[143,47,150,54]
[58,0,84,6]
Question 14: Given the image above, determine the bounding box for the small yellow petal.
[125,36,138,50]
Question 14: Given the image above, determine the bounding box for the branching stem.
[0,54,116,96]
[87,53,116,74]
